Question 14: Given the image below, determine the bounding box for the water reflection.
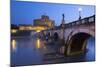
[85,37,95,61]
[36,38,41,49]
[11,39,17,52]
[11,36,95,66]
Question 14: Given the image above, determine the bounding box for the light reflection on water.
[11,39,17,52]
[11,37,95,66]
[11,37,43,66]
[36,38,41,49]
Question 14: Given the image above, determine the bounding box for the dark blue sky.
[11,0,95,26]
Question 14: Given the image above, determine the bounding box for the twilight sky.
[11,0,95,26]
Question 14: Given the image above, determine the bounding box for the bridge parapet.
[42,15,95,31]
[65,15,95,28]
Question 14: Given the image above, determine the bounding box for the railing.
[65,15,95,28]
[44,15,95,30]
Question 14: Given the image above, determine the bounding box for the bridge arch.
[53,32,59,41]
[65,30,95,56]
[67,28,95,40]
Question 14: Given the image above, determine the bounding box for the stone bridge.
[41,15,95,56]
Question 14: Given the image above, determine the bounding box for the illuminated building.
[11,15,55,33]
[11,24,18,33]
[11,29,17,33]
[19,24,48,32]
[33,15,55,29]
[19,24,33,30]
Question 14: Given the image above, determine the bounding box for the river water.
[11,36,95,66]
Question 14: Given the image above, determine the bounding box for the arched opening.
[66,32,95,56]
[53,32,59,41]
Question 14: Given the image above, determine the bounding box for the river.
[11,36,95,66]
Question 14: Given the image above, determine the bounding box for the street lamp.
[78,7,82,20]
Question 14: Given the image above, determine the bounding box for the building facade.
[33,15,55,29]
[11,15,55,33]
